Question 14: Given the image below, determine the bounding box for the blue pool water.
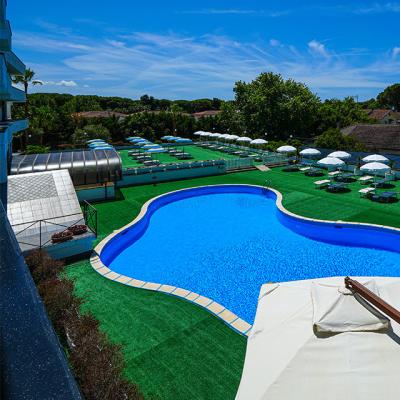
[103,186,400,323]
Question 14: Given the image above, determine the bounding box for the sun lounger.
[328,171,341,177]
[359,175,374,184]
[359,187,375,198]
[314,179,330,189]
[300,166,311,171]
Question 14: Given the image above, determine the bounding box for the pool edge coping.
[90,183,400,337]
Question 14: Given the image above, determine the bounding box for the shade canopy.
[277,145,296,154]
[142,144,159,148]
[146,147,165,153]
[126,136,142,141]
[318,157,345,167]
[227,135,239,140]
[360,162,391,173]
[327,151,351,160]
[193,131,204,136]
[175,138,193,143]
[161,135,174,140]
[236,277,400,400]
[87,139,106,144]
[362,154,389,163]
[200,132,211,137]
[130,138,148,143]
[237,137,252,143]
[251,139,268,145]
[300,148,321,157]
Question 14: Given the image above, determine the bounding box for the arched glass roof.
[10,149,122,186]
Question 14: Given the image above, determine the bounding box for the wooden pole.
[345,276,400,324]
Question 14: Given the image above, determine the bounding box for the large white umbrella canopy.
[236,276,400,400]
[193,131,204,136]
[360,162,391,173]
[237,136,252,143]
[251,139,268,145]
[227,134,239,140]
[317,157,345,167]
[299,148,321,157]
[362,154,389,163]
[327,151,351,160]
[200,132,211,137]
[277,145,296,154]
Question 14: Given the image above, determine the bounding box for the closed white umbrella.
[277,145,296,154]
[360,162,390,174]
[362,154,389,163]
[237,136,252,143]
[300,148,321,157]
[237,277,400,400]
[328,151,351,160]
[317,157,345,167]
[251,139,268,145]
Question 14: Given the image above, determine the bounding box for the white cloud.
[178,9,291,17]
[14,27,400,99]
[43,80,78,87]
[308,40,329,57]
[356,2,400,14]
[269,39,281,47]
[393,47,400,58]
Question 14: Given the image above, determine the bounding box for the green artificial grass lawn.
[118,145,239,168]
[67,167,400,399]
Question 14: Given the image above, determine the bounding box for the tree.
[314,128,365,151]
[73,125,111,144]
[377,83,400,111]
[317,97,373,133]
[229,72,321,139]
[12,68,43,118]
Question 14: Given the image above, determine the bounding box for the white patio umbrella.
[236,277,400,400]
[200,132,211,137]
[317,156,345,168]
[327,151,351,160]
[237,136,252,143]
[193,131,204,136]
[250,139,268,145]
[362,154,389,163]
[299,148,321,157]
[277,145,296,154]
[360,162,390,174]
[227,134,239,140]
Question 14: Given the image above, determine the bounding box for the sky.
[8,0,400,101]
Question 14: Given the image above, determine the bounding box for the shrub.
[25,250,65,284]
[25,144,50,154]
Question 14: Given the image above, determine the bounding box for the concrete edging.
[90,183,400,337]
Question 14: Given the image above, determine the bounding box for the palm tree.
[12,68,42,118]
[12,68,42,149]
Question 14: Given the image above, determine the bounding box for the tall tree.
[12,68,43,118]
[377,83,400,111]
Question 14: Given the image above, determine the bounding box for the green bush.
[25,144,50,154]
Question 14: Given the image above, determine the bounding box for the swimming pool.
[99,185,400,324]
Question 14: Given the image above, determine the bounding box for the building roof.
[72,111,128,119]
[10,149,122,186]
[342,124,400,153]
[192,110,221,118]
[364,109,392,120]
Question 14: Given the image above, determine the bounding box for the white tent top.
[200,132,211,137]
[251,139,268,145]
[219,134,231,139]
[277,145,296,154]
[227,134,240,140]
[210,133,222,138]
[236,276,400,400]
[193,131,204,135]
[362,154,389,163]
[237,136,252,142]
[360,162,391,173]
[327,151,351,159]
[300,148,321,157]
[317,157,345,167]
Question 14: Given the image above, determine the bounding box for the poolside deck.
[66,167,400,399]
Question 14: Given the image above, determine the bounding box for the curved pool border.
[90,184,400,336]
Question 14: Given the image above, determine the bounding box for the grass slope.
[67,167,400,399]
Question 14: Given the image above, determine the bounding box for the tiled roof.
[192,110,221,118]
[365,109,391,120]
[342,124,400,152]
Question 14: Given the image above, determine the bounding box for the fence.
[224,158,254,170]
[13,201,97,251]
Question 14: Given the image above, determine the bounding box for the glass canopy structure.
[10,149,122,186]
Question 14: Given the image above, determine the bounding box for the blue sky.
[9,1,400,100]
